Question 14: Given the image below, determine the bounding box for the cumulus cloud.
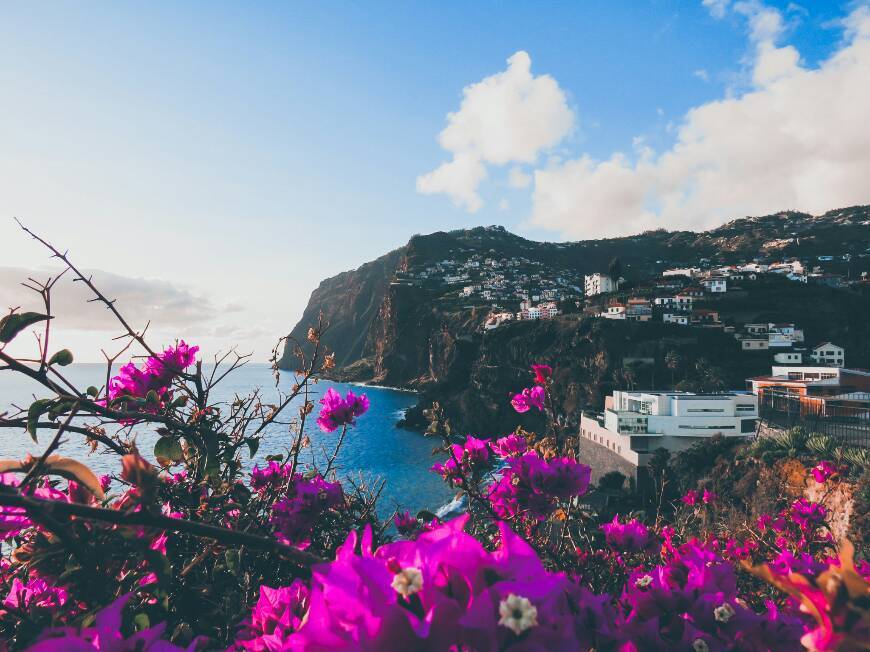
[0,266,219,332]
[693,68,710,81]
[508,167,532,189]
[529,2,870,238]
[417,51,574,212]
[703,0,731,19]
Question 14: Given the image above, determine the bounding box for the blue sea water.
[0,363,453,517]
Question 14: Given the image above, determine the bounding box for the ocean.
[0,363,454,517]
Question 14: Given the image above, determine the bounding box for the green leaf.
[146,389,160,404]
[48,349,74,366]
[0,312,51,343]
[153,436,183,466]
[133,613,150,631]
[246,438,260,458]
[26,399,53,443]
[265,453,283,462]
[86,386,99,397]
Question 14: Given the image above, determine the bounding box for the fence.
[758,390,870,448]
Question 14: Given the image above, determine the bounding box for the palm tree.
[664,350,681,387]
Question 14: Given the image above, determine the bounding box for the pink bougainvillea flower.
[2,578,67,611]
[431,436,493,484]
[144,340,199,381]
[315,387,369,432]
[249,461,291,494]
[270,474,344,547]
[790,498,827,532]
[488,452,590,520]
[702,489,717,504]
[600,515,653,553]
[278,515,620,651]
[681,490,699,506]
[811,460,837,484]
[24,593,195,651]
[511,386,546,413]
[232,580,310,651]
[393,511,420,537]
[530,364,553,385]
[492,433,528,457]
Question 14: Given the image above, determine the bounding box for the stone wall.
[581,438,639,485]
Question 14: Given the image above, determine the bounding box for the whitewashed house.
[810,342,845,368]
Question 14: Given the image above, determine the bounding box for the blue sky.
[1,1,867,360]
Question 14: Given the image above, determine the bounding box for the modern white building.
[810,342,845,368]
[584,273,617,296]
[581,390,759,468]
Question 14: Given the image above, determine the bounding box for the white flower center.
[635,574,653,588]
[692,639,710,652]
[391,567,423,598]
[498,593,538,635]
[714,602,735,623]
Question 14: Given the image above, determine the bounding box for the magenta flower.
[811,460,837,484]
[393,511,420,537]
[250,461,291,493]
[3,578,67,611]
[23,593,193,651]
[790,498,827,532]
[531,364,553,385]
[681,490,699,506]
[315,387,369,432]
[232,580,309,651]
[144,340,199,381]
[431,436,493,484]
[280,515,617,650]
[488,452,590,520]
[702,489,717,504]
[270,474,344,547]
[492,433,528,457]
[600,515,652,553]
[511,385,546,413]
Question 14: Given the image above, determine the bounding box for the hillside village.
[389,222,868,371]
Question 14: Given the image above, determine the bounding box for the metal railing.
[758,390,870,448]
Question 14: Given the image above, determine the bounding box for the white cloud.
[508,167,532,189]
[529,3,870,238]
[703,0,731,19]
[0,266,218,332]
[693,68,710,81]
[417,51,574,212]
[498,199,510,211]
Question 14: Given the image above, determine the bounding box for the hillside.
[280,206,870,431]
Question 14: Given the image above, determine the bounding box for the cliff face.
[279,247,404,369]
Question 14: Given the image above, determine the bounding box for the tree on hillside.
[608,257,623,290]
[664,350,681,387]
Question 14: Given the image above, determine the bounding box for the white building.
[662,267,701,278]
[701,277,727,293]
[601,304,626,320]
[581,391,758,468]
[773,351,803,364]
[810,342,845,368]
[663,313,689,326]
[584,273,617,296]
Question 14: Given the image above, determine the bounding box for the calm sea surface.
[0,363,453,517]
